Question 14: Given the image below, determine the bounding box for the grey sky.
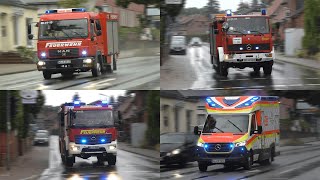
[185,0,252,12]
[43,90,126,106]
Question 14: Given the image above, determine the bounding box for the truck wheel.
[260,149,273,165]
[97,156,105,165]
[263,64,272,75]
[107,155,116,165]
[214,56,220,73]
[43,71,51,80]
[220,64,228,77]
[198,162,208,172]
[65,156,74,167]
[253,67,260,74]
[244,152,253,170]
[92,61,101,77]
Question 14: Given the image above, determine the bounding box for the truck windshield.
[202,115,248,133]
[226,17,269,35]
[71,110,113,127]
[39,19,88,40]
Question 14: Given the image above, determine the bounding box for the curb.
[0,69,37,76]
[118,145,159,161]
[275,56,320,70]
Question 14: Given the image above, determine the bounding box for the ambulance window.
[251,114,256,131]
[90,21,95,36]
[95,20,101,30]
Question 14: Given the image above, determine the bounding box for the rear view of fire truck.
[209,9,274,77]
[59,101,120,167]
[28,8,119,79]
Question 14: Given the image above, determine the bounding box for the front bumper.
[223,52,274,63]
[68,141,117,156]
[160,152,185,165]
[37,57,94,73]
[34,138,48,144]
[195,146,249,165]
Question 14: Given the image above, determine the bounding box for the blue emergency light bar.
[261,9,267,15]
[226,10,232,16]
[45,8,86,14]
[101,100,108,107]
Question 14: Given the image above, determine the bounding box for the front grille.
[75,134,112,145]
[205,143,233,152]
[227,44,270,51]
[82,147,106,153]
[49,48,79,57]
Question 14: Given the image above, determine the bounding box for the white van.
[170,36,187,55]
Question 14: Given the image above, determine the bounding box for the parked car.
[170,36,187,55]
[189,37,202,47]
[160,132,198,166]
[33,130,49,146]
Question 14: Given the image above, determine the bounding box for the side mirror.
[194,126,200,135]
[222,22,229,32]
[96,30,102,36]
[28,34,34,40]
[214,29,219,34]
[91,36,94,41]
[257,126,262,134]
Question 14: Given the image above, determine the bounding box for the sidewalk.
[118,142,159,161]
[275,52,320,70]
[0,48,160,76]
[0,145,49,180]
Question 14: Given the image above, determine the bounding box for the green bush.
[16,46,37,62]
[119,27,142,41]
[151,28,160,41]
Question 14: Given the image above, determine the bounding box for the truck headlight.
[224,54,233,60]
[197,142,204,147]
[70,145,79,151]
[172,149,181,155]
[38,61,45,66]
[82,50,87,56]
[109,145,116,150]
[235,141,246,147]
[83,58,92,64]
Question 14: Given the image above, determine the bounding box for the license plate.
[88,146,100,149]
[57,60,71,64]
[212,159,225,163]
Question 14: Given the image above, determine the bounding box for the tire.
[214,55,221,74]
[244,152,253,170]
[263,64,272,75]
[107,155,116,165]
[198,162,208,172]
[43,71,51,80]
[253,67,260,74]
[260,149,273,165]
[97,156,105,165]
[65,156,74,167]
[220,63,228,77]
[92,61,101,77]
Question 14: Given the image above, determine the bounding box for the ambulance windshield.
[226,17,269,35]
[202,115,248,133]
[70,110,113,127]
[39,19,88,40]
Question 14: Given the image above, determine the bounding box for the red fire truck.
[59,101,119,167]
[209,10,274,77]
[28,8,119,79]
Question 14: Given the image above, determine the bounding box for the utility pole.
[6,91,11,171]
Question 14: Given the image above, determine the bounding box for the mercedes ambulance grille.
[205,143,233,152]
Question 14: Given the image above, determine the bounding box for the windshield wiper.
[228,29,245,35]
[69,29,86,39]
[248,30,264,35]
[227,120,243,132]
[214,126,224,133]
[60,29,72,40]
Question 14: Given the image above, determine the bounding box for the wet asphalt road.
[0,56,160,90]
[161,46,320,90]
[160,141,320,180]
[39,136,160,180]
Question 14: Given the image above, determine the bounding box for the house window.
[296,0,304,10]
[26,18,32,46]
